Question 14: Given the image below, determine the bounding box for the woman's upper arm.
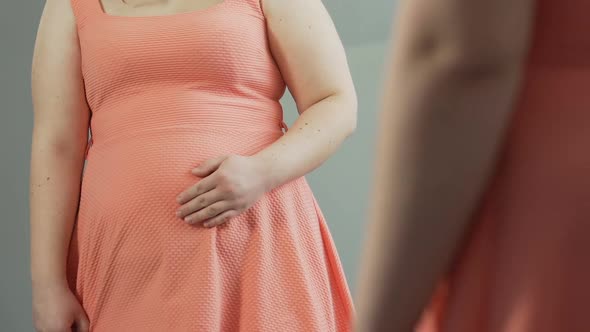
[262,0,356,113]
[32,0,89,152]
[394,0,535,69]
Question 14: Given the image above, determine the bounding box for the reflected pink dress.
[418,1,590,332]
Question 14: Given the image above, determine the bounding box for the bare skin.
[176,0,357,228]
[354,0,534,331]
[31,0,356,330]
[30,0,90,331]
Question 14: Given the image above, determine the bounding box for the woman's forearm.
[355,57,524,331]
[30,135,86,289]
[252,92,357,190]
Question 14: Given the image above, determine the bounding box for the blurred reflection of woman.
[356,1,590,331]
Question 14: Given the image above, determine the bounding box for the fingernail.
[176,210,181,217]
[184,217,192,224]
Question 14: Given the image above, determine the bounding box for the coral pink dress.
[417,1,590,331]
[66,0,354,330]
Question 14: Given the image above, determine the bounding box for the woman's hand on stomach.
[175,154,273,228]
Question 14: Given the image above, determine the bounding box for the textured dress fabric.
[65,0,354,331]
[417,1,590,332]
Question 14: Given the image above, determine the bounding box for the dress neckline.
[95,0,230,19]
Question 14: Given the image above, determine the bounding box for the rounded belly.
[78,127,282,223]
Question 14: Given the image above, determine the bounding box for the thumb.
[73,309,90,332]
[192,155,228,176]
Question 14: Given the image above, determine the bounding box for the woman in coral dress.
[30,0,356,331]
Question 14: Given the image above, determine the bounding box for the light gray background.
[0,1,395,329]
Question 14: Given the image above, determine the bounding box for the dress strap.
[233,0,266,20]
[70,0,101,29]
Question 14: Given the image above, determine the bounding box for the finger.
[185,200,231,225]
[203,210,239,228]
[176,189,225,219]
[74,311,90,332]
[191,155,228,177]
[176,175,217,204]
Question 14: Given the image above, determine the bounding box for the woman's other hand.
[33,283,89,332]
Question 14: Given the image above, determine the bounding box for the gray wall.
[0,1,391,330]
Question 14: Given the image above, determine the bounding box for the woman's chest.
[98,0,226,17]
[77,9,271,88]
